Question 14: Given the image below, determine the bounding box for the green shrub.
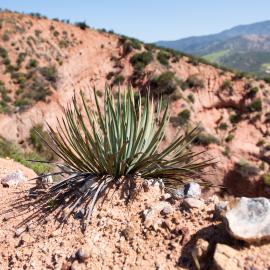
[35,87,212,225]
[29,12,47,19]
[262,173,270,186]
[187,93,195,103]
[120,37,142,53]
[0,101,10,113]
[35,29,42,37]
[16,52,27,67]
[27,78,52,101]
[222,146,230,157]
[193,132,220,146]
[130,51,153,71]
[18,74,26,87]
[15,88,24,96]
[0,47,8,58]
[75,21,89,30]
[225,133,234,143]
[235,159,259,178]
[96,90,103,97]
[5,64,15,73]
[144,43,156,51]
[229,113,240,124]
[128,38,142,50]
[233,72,245,81]
[122,41,133,55]
[0,81,11,113]
[29,124,44,152]
[185,75,204,89]
[263,77,270,84]
[264,144,270,151]
[14,98,30,108]
[157,51,170,66]
[219,122,228,130]
[178,109,191,125]
[247,87,259,98]
[39,66,57,83]
[170,89,182,101]
[27,59,38,69]
[220,79,233,93]
[265,112,270,123]
[188,57,199,66]
[53,30,60,37]
[178,80,189,91]
[149,71,177,96]
[0,137,50,174]
[257,139,265,146]
[248,98,262,112]
[11,72,26,86]
[106,71,115,80]
[2,33,9,42]
[112,74,125,85]
[171,56,180,63]
[0,81,11,103]
[2,57,10,66]
[29,124,55,161]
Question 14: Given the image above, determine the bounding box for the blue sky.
[1,0,270,42]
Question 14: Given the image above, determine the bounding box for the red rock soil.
[0,161,270,270]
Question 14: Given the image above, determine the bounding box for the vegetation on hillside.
[0,136,50,174]
[0,44,58,112]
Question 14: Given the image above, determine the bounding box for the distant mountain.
[156,20,270,76]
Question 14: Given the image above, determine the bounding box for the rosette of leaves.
[30,86,212,228]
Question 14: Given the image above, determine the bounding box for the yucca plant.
[30,86,212,228]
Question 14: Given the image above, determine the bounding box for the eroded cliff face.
[0,11,269,195]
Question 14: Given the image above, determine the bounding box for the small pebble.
[76,245,91,261]
[15,227,25,237]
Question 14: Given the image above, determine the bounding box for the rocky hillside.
[156,20,270,76]
[0,11,270,197]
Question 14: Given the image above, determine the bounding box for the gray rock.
[36,175,53,189]
[225,197,270,243]
[174,182,201,198]
[214,201,228,220]
[143,201,171,228]
[145,178,164,188]
[15,227,26,237]
[1,171,26,187]
[183,198,205,209]
[161,206,172,215]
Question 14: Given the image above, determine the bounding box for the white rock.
[183,198,205,209]
[143,201,171,228]
[225,197,270,243]
[1,171,26,187]
[174,182,201,198]
[36,175,53,189]
[76,245,91,261]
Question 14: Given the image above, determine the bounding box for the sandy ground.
[0,169,270,270]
